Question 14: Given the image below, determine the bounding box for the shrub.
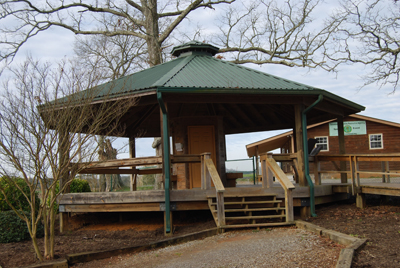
[55,178,91,193]
[0,210,44,243]
[51,178,91,213]
[0,177,39,213]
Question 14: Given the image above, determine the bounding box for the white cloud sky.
[3,0,399,170]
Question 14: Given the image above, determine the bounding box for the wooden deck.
[359,183,400,197]
[58,183,351,213]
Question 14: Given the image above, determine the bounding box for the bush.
[0,177,39,213]
[55,178,91,193]
[51,178,91,213]
[0,210,44,243]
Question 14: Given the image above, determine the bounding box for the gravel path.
[75,227,342,268]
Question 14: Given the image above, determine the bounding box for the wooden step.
[221,222,294,229]
[209,200,282,206]
[211,207,285,213]
[207,193,278,198]
[226,214,285,220]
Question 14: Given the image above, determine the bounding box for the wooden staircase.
[208,194,292,229]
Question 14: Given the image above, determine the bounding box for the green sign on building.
[329,121,367,136]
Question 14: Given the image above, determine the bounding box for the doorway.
[188,125,216,188]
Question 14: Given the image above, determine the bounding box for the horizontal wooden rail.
[313,153,400,194]
[75,154,202,175]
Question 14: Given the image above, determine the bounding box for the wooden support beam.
[216,191,226,227]
[129,136,137,191]
[231,104,256,126]
[337,116,348,183]
[260,154,268,188]
[294,104,306,186]
[381,161,390,183]
[356,193,366,209]
[201,153,212,190]
[285,189,294,222]
[266,153,274,188]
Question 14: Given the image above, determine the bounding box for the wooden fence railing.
[201,152,226,227]
[260,153,295,222]
[313,154,400,194]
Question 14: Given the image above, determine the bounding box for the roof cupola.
[171,41,219,57]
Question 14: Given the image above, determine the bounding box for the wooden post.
[337,116,347,183]
[355,157,360,187]
[266,153,274,188]
[313,156,321,185]
[260,153,270,188]
[201,153,211,190]
[356,193,366,209]
[285,189,294,222]
[381,161,390,183]
[216,191,226,227]
[255,146,259,184]
[350,156,356,195]
[300,206,311,219]
[294,104,306,186]
[129,136,137,191]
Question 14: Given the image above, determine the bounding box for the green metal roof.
[70,42,364,111]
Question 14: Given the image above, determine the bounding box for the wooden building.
[44,41,367,233]
[246,114,400,177]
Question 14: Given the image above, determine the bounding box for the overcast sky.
[4,1,400,171]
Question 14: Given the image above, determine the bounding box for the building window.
[315,136,329,151]
[369,134,383,149]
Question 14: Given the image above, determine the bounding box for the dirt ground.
[1,195,400,268]
[308,195,400,268]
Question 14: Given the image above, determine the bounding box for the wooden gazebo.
[54,41,365,234]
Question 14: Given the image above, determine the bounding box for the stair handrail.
[201,153,226,227]
[260,153,295,222]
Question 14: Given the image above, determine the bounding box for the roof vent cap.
[171,41,219,57]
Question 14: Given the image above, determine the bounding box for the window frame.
[369,133,383,150]
[315,136,329,152]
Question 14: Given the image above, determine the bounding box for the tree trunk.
[141,0,162,67]
[31,229,43,261]
[50,186,56,258]
[98,136,106,191]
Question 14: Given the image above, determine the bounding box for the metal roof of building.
[92,45,321,98]
[57,41,364,112]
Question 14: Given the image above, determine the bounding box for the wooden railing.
[313,154,400,194]
[260,153,295,222]
[75,154,202,191]
[201,152,226,227]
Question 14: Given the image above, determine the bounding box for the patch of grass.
[137,186,154,191]
[115,186,131,192]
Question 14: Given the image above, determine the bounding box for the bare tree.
[0,0,234,67]
[73,20,148,81]
[214,0,343,71]
[0,57,136,260]
[327,0,400,91]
